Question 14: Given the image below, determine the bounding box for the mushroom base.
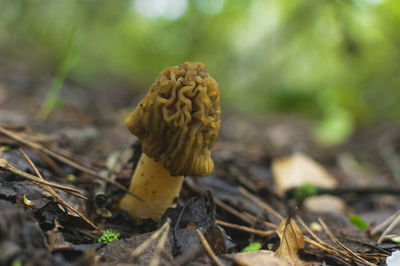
[120,153,183,221]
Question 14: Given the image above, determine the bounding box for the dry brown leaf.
[272,153,337,194]
[234,250,289,266]
[275,218,307,265]
[303,195,346,213]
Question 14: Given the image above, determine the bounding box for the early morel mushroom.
[120,62,221,221]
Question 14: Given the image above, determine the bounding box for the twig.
[196,229,224,266]
[297,216,386,263]
[19,149,98,230]
[216,219,275,237]
[304,236,335,253]
[377,212,400,244]
[42,142,101,168]
[0,126,143,202]
[340,236,390,255]
[214,198,254,225]
[0,156,87,199]
[296,216,343,254]
[242,210,278,229]
[318,217,375,266]
[36,151,66,178]
[296,216,324,244]
[131,219,171,257]
[227,164,258,192]
[238,186,283,221]
[371,210,400,236]
[150,220,171,266]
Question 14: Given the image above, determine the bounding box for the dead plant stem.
[196,229,224,266]
[216,219,275,237]
[19,149,98,230]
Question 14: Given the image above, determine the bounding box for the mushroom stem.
[120,153,183,221]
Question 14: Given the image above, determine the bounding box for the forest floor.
[1,65,400,266]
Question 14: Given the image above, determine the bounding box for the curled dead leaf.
[23,194,35,206]
[275,218,307,265]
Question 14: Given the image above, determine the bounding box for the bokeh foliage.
[1,0,399,143]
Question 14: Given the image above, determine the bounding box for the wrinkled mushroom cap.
[125,62,221,177]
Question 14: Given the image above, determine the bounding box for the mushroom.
[120,62,221,221]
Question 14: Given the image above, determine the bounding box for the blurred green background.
[1,0,399,144]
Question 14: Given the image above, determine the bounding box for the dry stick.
[242,210,278,229]
[371,210,400,236]
[216,219,275,237]
[214,198,253,225]
[296,216,343,254]
[0,126,143,202]
[0,158,87,199]
[150,221,171,266]
[36,151,66,178]
[318,217,376,266]
[296,216,325,244]
[303,235,360,266]
[297,218,345,256]
[131,219,171,257]
[238,186,284,221]
[305,234,357,262]
[196,229,224,266]
[377,213,400,244]
[42,142,96,166]
[299,218,382,264]
[19,149,98,230]
[304,236,336,253]
[19,151,59,202]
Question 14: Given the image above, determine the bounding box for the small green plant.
[98,230,120,243]
[294,183,318,200]
[241,242,262,252]
[348,214,368,230]
[11,258,22,266]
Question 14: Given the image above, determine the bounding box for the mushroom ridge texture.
[125,62,221,177]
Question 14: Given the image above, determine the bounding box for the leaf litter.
[1,80,400,265]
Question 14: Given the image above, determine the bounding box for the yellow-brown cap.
[125,62,221,177]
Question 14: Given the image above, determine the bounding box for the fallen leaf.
[234,250,289,266]
[275,218,306,265]
[23,194,35,207]
[303,195,346,213]
[348,214,368,230]
[272,153,337,195]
